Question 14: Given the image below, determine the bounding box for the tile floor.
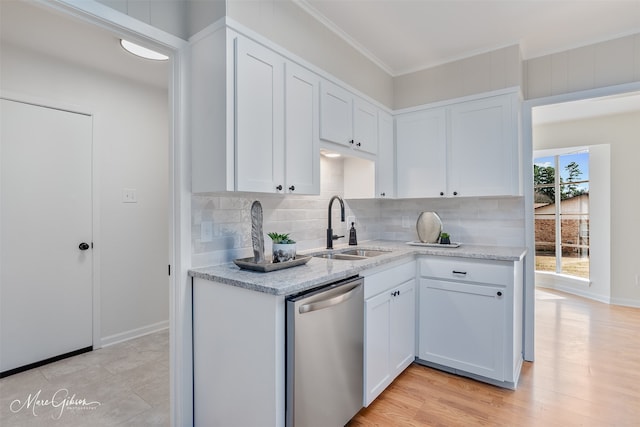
[0,330,169,426]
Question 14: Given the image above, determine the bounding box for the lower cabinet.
[363,260,416,406]
[417,256,523,388]
[419,278,505,381]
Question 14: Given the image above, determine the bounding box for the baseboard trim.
[609,297,640,308]
[100,320,169,348]
[0,346,92,378]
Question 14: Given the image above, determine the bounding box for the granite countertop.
[188,240,527,296]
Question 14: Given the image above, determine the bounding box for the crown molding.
[292,0,395,76]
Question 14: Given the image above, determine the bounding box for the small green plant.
[267,232,296,244]
[440,232,450,239]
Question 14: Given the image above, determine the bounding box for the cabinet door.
[376,111,395,198]
[364,290,392,406]
[320,80,352,146]
[418,278,505,381]
[396,108,447,198]
[235,37,284,192]
[390,279,415,376]
[353,97,378,154]
[448,94,516,197]
[285,63,320,195]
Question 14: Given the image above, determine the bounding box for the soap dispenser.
[348,222,358,246]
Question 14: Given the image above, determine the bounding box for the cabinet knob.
[276,185,283,191]
[440,192,444,196]
[497,291,503,297]
[349,139,354,145]
[289,185,295,191]
[79,242,90,251]
[453,191,458,196]
[380,192,386,197]
[356,142,361,147]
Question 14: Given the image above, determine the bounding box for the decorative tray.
[406,241,461,248]
[233,255,312,272]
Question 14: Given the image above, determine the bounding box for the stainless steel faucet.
[327,195,345,249]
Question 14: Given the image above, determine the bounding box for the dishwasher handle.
[299,283,361,314]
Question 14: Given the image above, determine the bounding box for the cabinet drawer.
[364,260,416,299]
[418,256,512,286]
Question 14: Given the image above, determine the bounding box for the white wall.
[525,33,640,100]
[225,0,394,108]
[0,42,170,343]
[534,113,639,306]
[394,45,523,109]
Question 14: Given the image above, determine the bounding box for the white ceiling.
[0,1,168,89]
[2,0,639,123]
[300,0,640,77]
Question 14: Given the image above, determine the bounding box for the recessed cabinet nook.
[189,19,522,199]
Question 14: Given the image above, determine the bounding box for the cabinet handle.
[289,185,295,191]
[276,185,283,191]
[453,191,458,196]
[440,192,444,196]
[452,270,467,275]
[349,139,354,145]
[497,291,503,297]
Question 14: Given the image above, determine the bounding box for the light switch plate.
[123,188,137,203]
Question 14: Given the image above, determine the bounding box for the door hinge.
[168,264,171,276]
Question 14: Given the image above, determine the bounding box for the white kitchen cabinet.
[191,29,320,194]
[417,256,523,388]
[363,260,416,406]
[320,80,378,155]
[395,92,520,198]
[320,80,352,146]
[395,107,447,198]
[376,111,395,198]
[236,36,285,193]
[353,98,378,155]
[448,94,518,197]
[284,62,320,194]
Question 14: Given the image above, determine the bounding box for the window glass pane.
[535,213,556,273]
[560,215,589,279]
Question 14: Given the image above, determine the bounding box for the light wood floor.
[350,288,640,426]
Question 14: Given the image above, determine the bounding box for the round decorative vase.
[272,243,296,263]
[416,212,443,243]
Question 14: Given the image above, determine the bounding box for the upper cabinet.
[235,37,285,193]
[191,29,320,194]
[320,81,378,155]
[396,92,521,198]
[396,108,447,198]
[376,111,395,198]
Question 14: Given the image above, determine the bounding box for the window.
[534,151,589,279]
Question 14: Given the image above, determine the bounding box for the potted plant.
[439,232,451,245]
[268,232,296,263]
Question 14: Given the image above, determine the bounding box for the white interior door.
[1,98,93,374]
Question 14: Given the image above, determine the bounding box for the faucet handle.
[332,234,345,241]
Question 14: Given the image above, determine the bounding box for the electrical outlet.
[122,188,137,203]
[201,221,213,242]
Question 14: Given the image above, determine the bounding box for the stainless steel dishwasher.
[286,275,364,427]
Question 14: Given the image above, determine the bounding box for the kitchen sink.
[313,248,391,261]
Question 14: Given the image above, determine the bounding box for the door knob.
[79,242,90,251]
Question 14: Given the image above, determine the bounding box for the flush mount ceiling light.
[120,39,168,61]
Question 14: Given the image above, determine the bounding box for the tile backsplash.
[192,157,525,267]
